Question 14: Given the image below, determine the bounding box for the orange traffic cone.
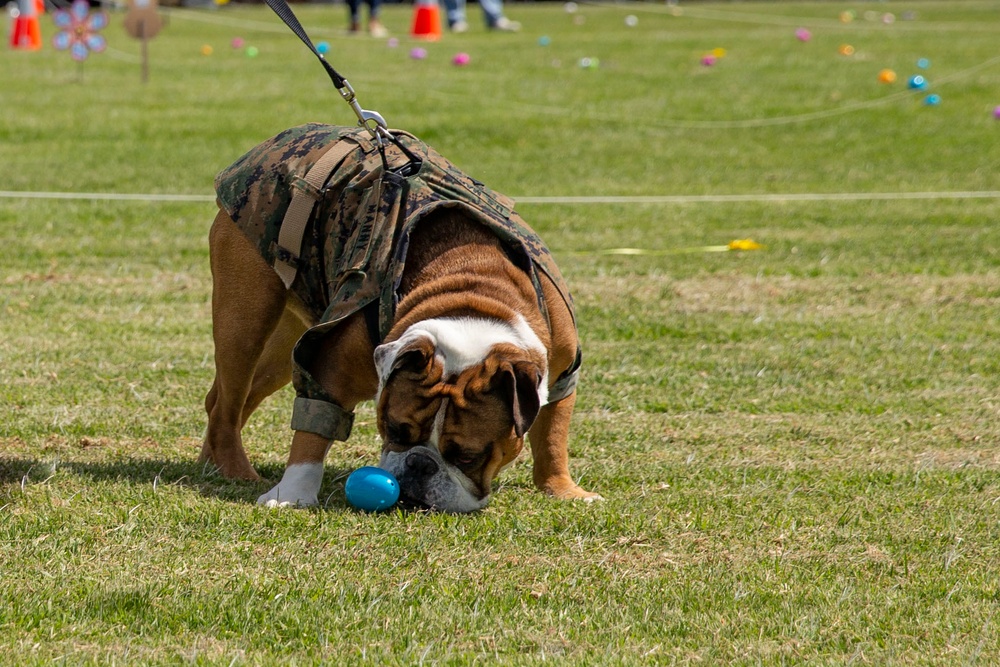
[10,0,42,50]
[410,0,441,41]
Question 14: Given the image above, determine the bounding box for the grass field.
[3,0,1000,663]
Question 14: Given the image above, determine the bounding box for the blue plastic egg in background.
[345,466,400,512]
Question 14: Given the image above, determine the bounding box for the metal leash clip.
[338,79,391,147]
[340,80,423,176]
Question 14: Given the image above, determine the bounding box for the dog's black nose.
[405,449,439,476]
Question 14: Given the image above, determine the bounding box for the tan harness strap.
[274,139,360,288]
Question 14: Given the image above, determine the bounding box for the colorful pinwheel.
[53,0,109,62]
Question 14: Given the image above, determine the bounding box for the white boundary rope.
[3,190,1000,205]
[515,191,1000,204]
[0,191,216,202]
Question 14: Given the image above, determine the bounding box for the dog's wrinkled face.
[374,318,548,513]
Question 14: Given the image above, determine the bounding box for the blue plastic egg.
[924,94,941,106]
[345,466,400,512]
[316,41,330,55]
[908,75,927,90]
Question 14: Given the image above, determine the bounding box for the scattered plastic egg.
[345,466,400,512]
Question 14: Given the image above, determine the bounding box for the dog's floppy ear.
[498,361,543,438]
[375,334,436,384]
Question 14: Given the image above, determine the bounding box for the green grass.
[2,1,1000,664]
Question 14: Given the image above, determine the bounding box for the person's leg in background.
[366,0,388,37]
[442,0,469,33]
[479,0,520,31]
[346,0,388,37]
[346,0,363,33]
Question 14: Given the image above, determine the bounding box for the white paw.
[256,463,324,508]
[260,496,314,508]
[257,488,319,508]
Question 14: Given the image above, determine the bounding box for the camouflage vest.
[216,124,580,440]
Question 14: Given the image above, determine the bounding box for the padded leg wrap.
[291,397,355,441]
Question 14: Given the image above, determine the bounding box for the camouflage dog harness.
[215,124,580,441]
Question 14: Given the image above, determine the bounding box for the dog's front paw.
[257,485,319,508]
[256,463,324,508]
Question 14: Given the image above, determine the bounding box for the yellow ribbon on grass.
[584,239,764,256]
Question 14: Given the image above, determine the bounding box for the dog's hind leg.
[203,293,306,429]
[201,210,288,480]
[241,307,307,426]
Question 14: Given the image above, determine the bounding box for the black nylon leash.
[263,0,422,173]
[263,0,346,88]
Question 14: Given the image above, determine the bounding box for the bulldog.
[200,124,600,512]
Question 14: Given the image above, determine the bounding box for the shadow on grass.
[0,455,355,508]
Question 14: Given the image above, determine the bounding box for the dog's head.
[373,317,548,513]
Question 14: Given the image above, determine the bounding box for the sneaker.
[368,20,388,38]
[347,21,362,35]
[449,20,469,33]
[490,17,521,32]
